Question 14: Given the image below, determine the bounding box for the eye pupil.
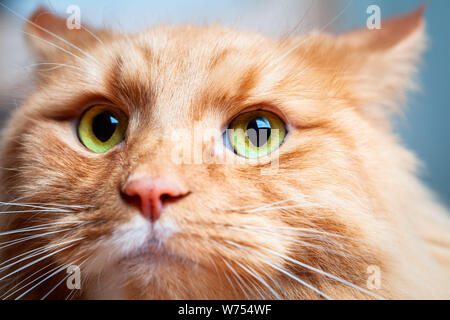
[247,117,271,147]
[92,111,118,142]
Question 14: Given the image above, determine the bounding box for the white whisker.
[0,210,71,215]
[0,202,74,212]
[0,2,100,65]
[15,262,72,300]
[229,197,303,212]
[65,289,76,300]
[5,202,94,209]
[0,238,85,273]
[227,226,351,258]
[0,227,85,250]
[21,31,95,68]
[81,24,116,60]
[0,246,48,269]
[242,225,362,242]
[0,242,81,282]
[262,247,384,300]
[234,260,282,299]
[224,240,332,300]
[24,62,98,78]
[221,258,251,300]
[242,203,323,213]
[0,221,83,237]
[1,263,58,300]
[264,260,333,300]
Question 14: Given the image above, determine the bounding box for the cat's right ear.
[25,7,99,61]
[335,6,426,123]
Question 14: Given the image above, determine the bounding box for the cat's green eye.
[78,105,128,153]
[226,110,286,158]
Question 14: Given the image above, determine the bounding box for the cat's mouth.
[118,237,189,266]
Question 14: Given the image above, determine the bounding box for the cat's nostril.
[122,177,188,222]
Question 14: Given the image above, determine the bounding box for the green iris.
[227,110,286,158]
[78,105,128,153]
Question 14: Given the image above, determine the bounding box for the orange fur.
[0,6,449,300]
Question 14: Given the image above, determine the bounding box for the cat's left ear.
[25,7,102,61]
[337,6,426,120]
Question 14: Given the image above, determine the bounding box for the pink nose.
[122,178,187,222]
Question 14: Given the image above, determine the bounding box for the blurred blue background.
[0,0,448,206]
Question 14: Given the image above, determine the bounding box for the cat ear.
[25,7,97,61]
[338,6,426,122]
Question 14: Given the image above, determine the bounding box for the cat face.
[0,7,433,299]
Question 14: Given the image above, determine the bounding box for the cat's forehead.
[28,25,301,127]
[102,26,276,122]
[137,25,271,57]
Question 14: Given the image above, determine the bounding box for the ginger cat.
[0,6,449,299]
